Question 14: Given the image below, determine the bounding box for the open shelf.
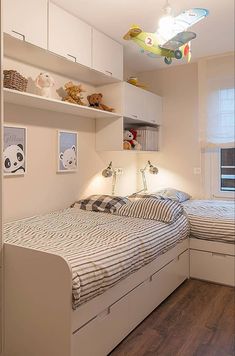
[4,33,121,86]
[4,88,122,120]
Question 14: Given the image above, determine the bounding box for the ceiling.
[53,0,234,75]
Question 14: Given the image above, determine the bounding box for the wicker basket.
[3,70,28,92]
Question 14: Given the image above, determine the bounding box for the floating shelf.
[4,33,121,86]
[4,88,122,120]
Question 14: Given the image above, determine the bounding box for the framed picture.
[57,130,78,172]
[3,125,27,176]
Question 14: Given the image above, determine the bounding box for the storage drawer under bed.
[190,249,235,286]
[72,249,189,356]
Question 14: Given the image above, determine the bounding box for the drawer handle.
[132,114,138,118]
[67,54,77,62]
[105,70,113,76]
[97,307,110,320]
[12,30,25,41]
[212,252,226,258]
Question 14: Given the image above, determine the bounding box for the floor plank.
[110,279,235,356]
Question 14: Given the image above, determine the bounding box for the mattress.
[183,200,235,244]
[4,208,189,309]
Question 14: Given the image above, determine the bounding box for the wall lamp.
[102,161,122,196]
[140,160,158,193]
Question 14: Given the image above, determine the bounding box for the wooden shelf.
[4,33,121,86]
[4,88,122,120]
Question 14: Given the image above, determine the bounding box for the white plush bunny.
[35,72,55,98]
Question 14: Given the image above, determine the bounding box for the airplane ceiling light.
[123,6,209,65]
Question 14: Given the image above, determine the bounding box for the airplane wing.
[174,8,209,32]
[160,31,196,50]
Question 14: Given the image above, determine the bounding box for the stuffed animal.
[87,93,114,112]
[63,81,86,106]
[60,145,77,170]
[123,129,142,150]
[3,144,25,174]
[35,72,55,98]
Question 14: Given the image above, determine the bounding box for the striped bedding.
[183,200,235,244]
[4,207,189,309]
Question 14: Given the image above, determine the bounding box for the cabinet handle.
[132,114,138,118]
[12,30,25,41]
[67,54,77,62]
[105,70,113,76]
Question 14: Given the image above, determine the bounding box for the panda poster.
[3,126,26,176]
[58,131,78,172]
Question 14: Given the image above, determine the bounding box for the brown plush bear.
[87,93,114,112]
[63,81,86,106]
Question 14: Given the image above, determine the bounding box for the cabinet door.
[48,2,92,67]
[92,29,123,80]
[145,92,162,125]
[3,0,47,49]
[123,83,145,121]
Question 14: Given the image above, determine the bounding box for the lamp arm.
[112,170,117,196]
[140,169,148,192]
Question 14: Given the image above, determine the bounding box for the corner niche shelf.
[4,34,121,86]
[4,88,122,120]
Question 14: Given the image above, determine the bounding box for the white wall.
[3,58,138,222]
[137,63,202,198]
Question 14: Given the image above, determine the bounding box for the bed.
[183,199,235,287]
[3,205,190,356]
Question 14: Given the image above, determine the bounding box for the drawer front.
[190,249,235,286]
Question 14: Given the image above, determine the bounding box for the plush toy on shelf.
[63,81,86,106]
[87,93,114,112]
[35,72,55,98]
[123,129,142,150]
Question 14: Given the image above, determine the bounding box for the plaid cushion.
[72,195,130,213]
[116,198,184,223]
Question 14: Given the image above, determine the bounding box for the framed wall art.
[57,130,78,172]
[3,125,27,176]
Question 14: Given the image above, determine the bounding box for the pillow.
[72,195,130,213]
[116,198,183,223]
[155,188,191,202]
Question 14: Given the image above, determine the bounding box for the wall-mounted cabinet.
[92,29,123,81]
[3,0,48,49]
[48,3,92,67]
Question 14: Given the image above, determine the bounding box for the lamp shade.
[102,162,113,178]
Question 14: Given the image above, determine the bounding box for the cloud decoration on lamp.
[102,161,120,196]
[140,160,158,192]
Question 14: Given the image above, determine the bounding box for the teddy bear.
[35,72,55,98]
[87,93,114,112]
[59,145,77,170]
[62,81,86,106]
[123,129,142,150]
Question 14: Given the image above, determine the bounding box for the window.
[220,148,235,192]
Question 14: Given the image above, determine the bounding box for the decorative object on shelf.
[127,77,146,89]
[137,126,159,151]
[58,130,78,173]
[3,70,28,92]
[3,125,27,176]
[123,7,208,65]
[87,93,114,112]
[35,72,55,98]
[62,81,86,106]
[123,129,142,150]
[102,161,121,195]
[140,160,158,192]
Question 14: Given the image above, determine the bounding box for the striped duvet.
[4,207,189,309]
[183,200,235,244]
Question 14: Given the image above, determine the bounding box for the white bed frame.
[189,238,235,286]
[4,239,189,356]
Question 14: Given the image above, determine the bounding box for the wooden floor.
[110,279,235,356]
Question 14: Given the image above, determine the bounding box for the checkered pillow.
[72,195,130,213]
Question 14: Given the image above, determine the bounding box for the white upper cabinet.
[48,2,92,67]
[123,83,145,121]
[145,91,162,125]
[92,29,123,81]
[3,0,47,49]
